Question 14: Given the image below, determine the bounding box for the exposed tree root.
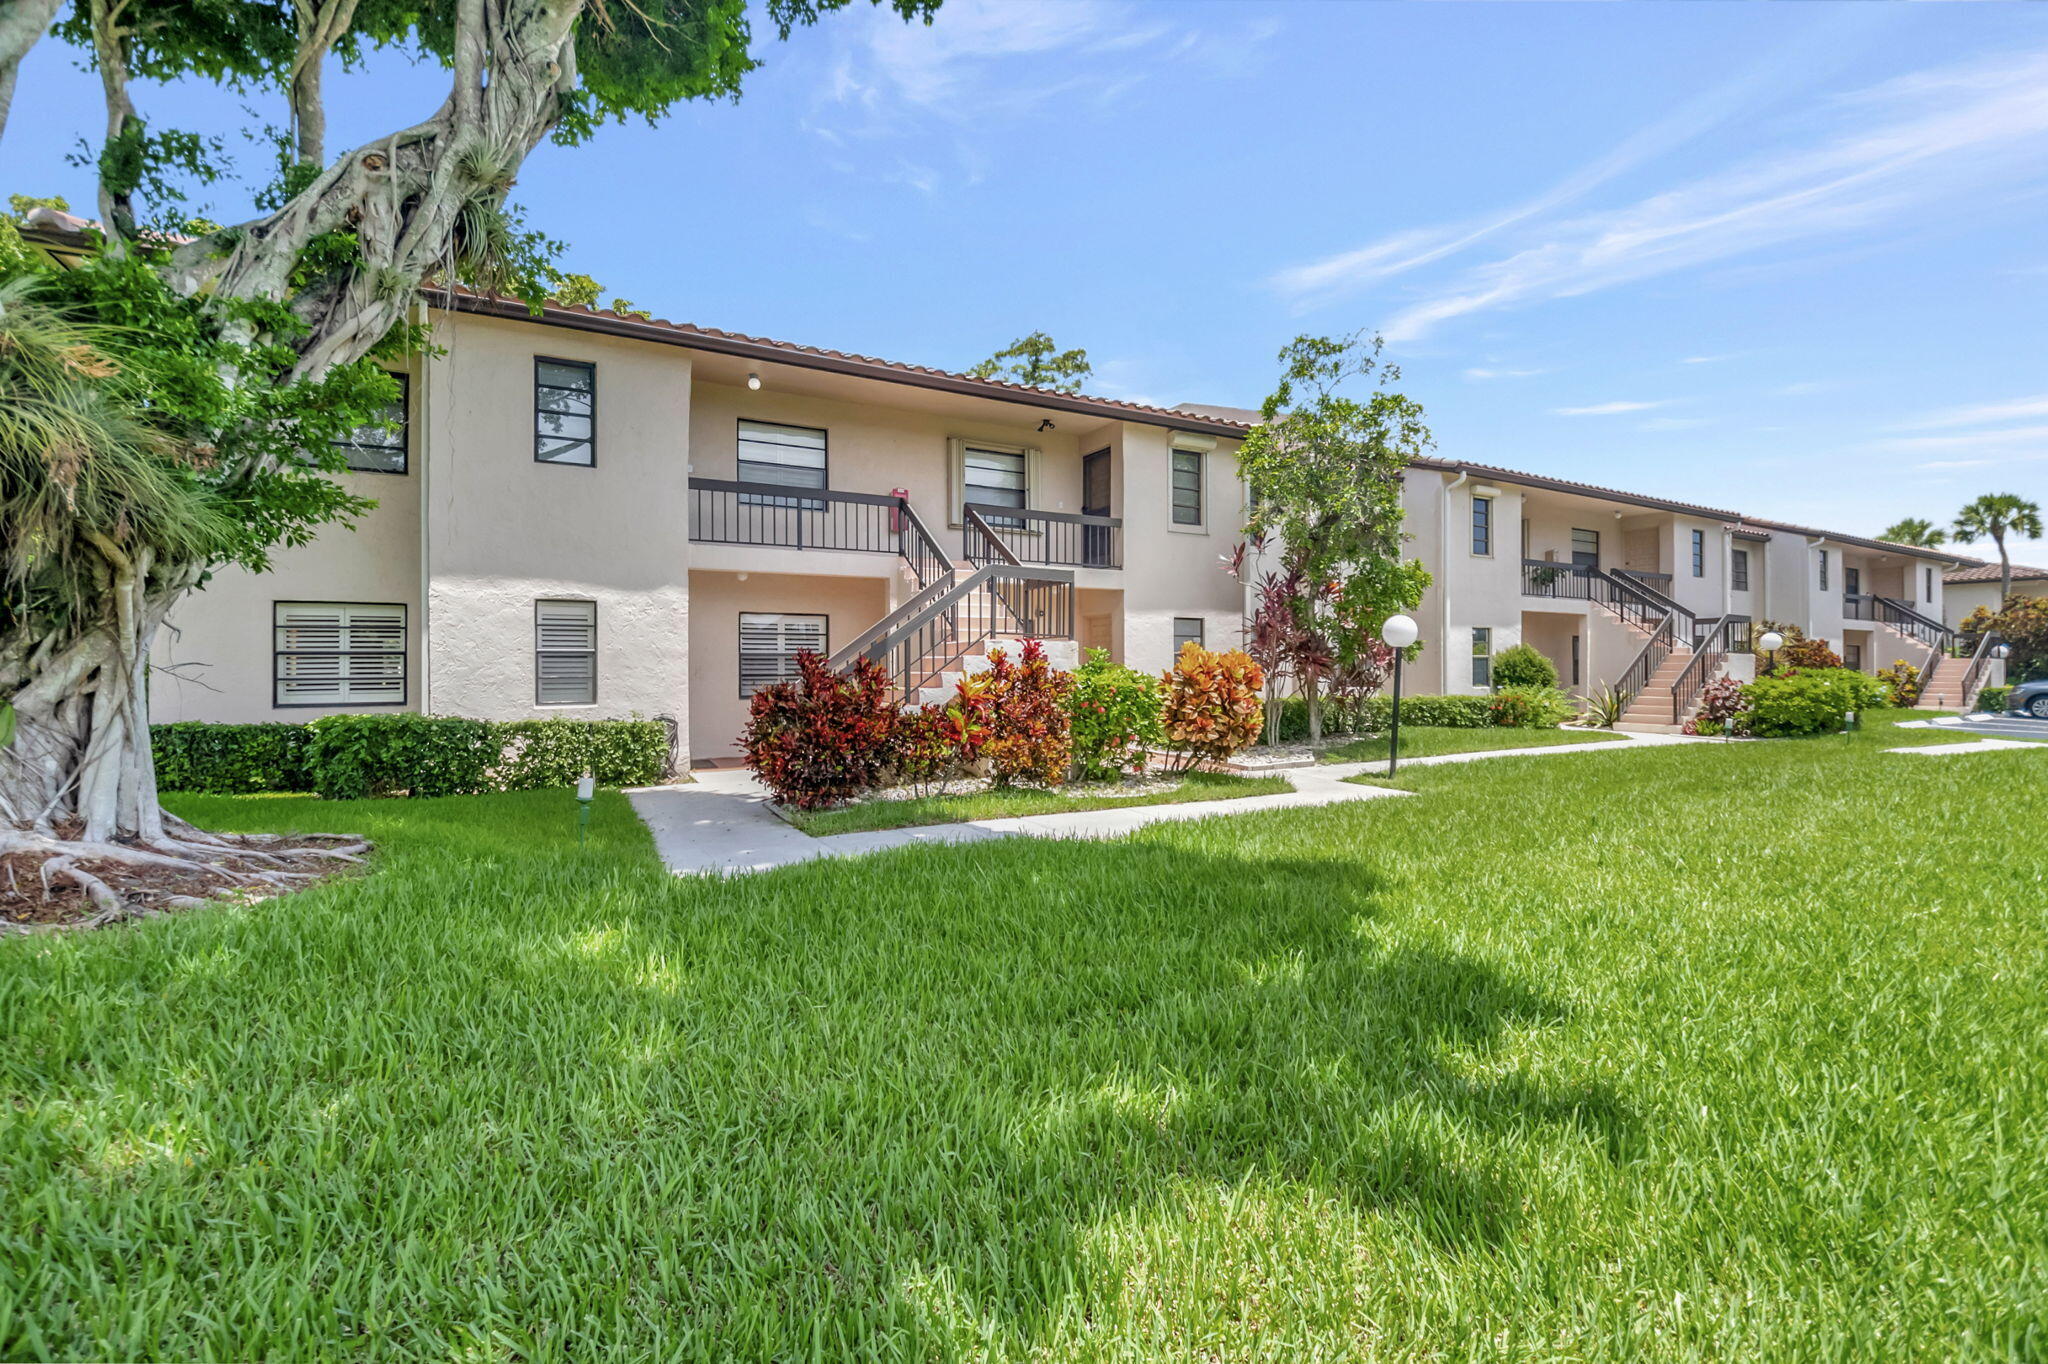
[1,823,372,930]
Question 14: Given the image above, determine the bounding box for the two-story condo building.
[141,292,1990,764]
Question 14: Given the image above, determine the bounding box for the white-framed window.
[1471,496,1493,556]
[1732,549,1750,592]
[740,612,828,695]
[1173,617,1205,656]
[737,419,827,508]
[335,373,408,474]
[534,358,596,466]
[1171,448,1204,526]
[273,602,406,708]
[535,599,597,706]
[1471,627,1492,688]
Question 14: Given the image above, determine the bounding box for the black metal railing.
[1521,561,1689,637]
[961,503,1122,569]
[1610,570,1698,641]
[962,505,1023,568]
[828,564,1075,701]
[1669,615,1749,725]
[1615,612,1677,712]
[1872,595,1953,652]
[1959,631,2001,709]
[1843,593,1876,622]
[688,478,954,588]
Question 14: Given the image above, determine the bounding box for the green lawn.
[788,770,1289,835]
[1318,722,1626,764]
[2,710,2044,1359]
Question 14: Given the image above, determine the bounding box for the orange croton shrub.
[1159,642,1266,772]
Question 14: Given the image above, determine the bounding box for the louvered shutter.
[535,600,597,705]
[739,613,827,695]
[274,602,406,707]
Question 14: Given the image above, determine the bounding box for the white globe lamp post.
[1381,614,1420,775]
[1758,629,1785,677]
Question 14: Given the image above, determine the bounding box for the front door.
[1081,449,1112,567]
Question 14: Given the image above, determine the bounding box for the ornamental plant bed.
[783,771,1289,837]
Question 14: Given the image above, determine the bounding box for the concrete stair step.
[1613,720,1686,734]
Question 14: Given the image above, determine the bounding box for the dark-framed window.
[737,419,827,508]
[1173,617,1205,656]
[1471,496,1493,556]
[964,444,1029,528]
[273,601,406,708]
[335,372,409,474]
[740,612,828,696]
[1844,642,1863,671]
[1925,566,1934,600]
[1571,527,1599,569]
[1845,565,1860,597]
[535,357,595,466]
[1731,548,1750,592]
[535,599,597,705]
[1691,529,1706,577]
[1171,448,1204,526]
[1471,627,1492,688]
[1818,549,1829,592]
[1570,633,1581,687]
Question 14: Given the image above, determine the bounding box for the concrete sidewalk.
[630,729,1704,877]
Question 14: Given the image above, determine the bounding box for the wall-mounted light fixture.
[746,372,762,391]
[1037,418,1055,432]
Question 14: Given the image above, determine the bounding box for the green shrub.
[494,718,671,790]
[152,722,314,794]
[1066,648,1162,780]
[1740,668,1888,737]
[1976,685,2012,713]
[1488,686,1575,728]
[1488,644,1558,691]
[306,713,500,799]
[1358,693,1496,730]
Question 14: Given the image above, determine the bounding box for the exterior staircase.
[1614,643,1697,734]
[1915,653,1972,710]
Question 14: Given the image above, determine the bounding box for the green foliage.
[305,714,500,800]
[154,716,670,797]
[1740,668,1888,737]
[1487,686,1575,729]
[1066,648,1162,780]
[1880,517,1947,548]
[967,331,1092,393]
[1488,643,1558,691]
[1873,659,1923,708]
[1578,685,1630,730]
[151,722,315,793]
[1962,594,2048,683]
[1977,685,2012,713]
[1953,494,2044,584]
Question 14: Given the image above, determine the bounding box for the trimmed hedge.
[152,722,315,794]
[1976,685,2012,713]
[152,715,673,798]
[1272,692,1499,741]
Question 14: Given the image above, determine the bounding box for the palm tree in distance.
[1953,494,2045,604]
[1880,517,1946,548]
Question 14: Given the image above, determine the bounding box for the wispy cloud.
[1272,44,2048,340]
[1877,423,2048,453]
[1681,354,1734,365]
[1901,392,2048,429]
[1640,416,1711,431]
[1463,366,1544,381]
[1553,400,1669,416]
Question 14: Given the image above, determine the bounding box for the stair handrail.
[827,572,960,671]
[828,563,1075,698]
[1958,630,2001,710]
[1606,569,1697,641]
[1872,595,1952,652]
[962,504,1023,567]
[1614,610,1677,710]
[1668,614,1748,724]
[897,496,955,587]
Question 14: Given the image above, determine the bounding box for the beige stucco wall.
[686,570,890,761]
[1944,577,2043,628]
[1116,424,1247,673]
[420,313,691,739]
[151,386,424,723]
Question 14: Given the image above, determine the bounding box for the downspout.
[1440,469,1467,694]
[413,296,433,716]
[1804,535,1824,638]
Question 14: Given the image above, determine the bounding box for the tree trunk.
[0,0,61,145]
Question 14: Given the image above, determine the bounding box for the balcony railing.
[688,478,954,588]
[962,503,1122,569]
[1520,561,1680,635]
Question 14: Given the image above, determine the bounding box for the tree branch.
[0,0,61,145]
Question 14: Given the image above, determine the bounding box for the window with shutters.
[334,373,409,474]
[535,600,597,706]
[534,358,595,465]
[273,602,407,708]
[1172,617,1205,655]
[1171,448,1204,527]
[740,613,828,695]
[737,419,827,508]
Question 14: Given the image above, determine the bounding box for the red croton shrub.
[739,652,897,809]
[979,639,1074,787]
[1159,642,1266,772]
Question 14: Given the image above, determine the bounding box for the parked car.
[2008,678,2048,719]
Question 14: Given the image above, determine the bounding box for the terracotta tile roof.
[436,289,1256,437]
[1945,561,2048,584]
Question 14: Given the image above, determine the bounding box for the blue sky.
[5,0,2046,560]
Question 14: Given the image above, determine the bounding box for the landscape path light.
[1758,630,1785,677]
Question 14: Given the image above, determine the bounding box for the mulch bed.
[1,825,365,931]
